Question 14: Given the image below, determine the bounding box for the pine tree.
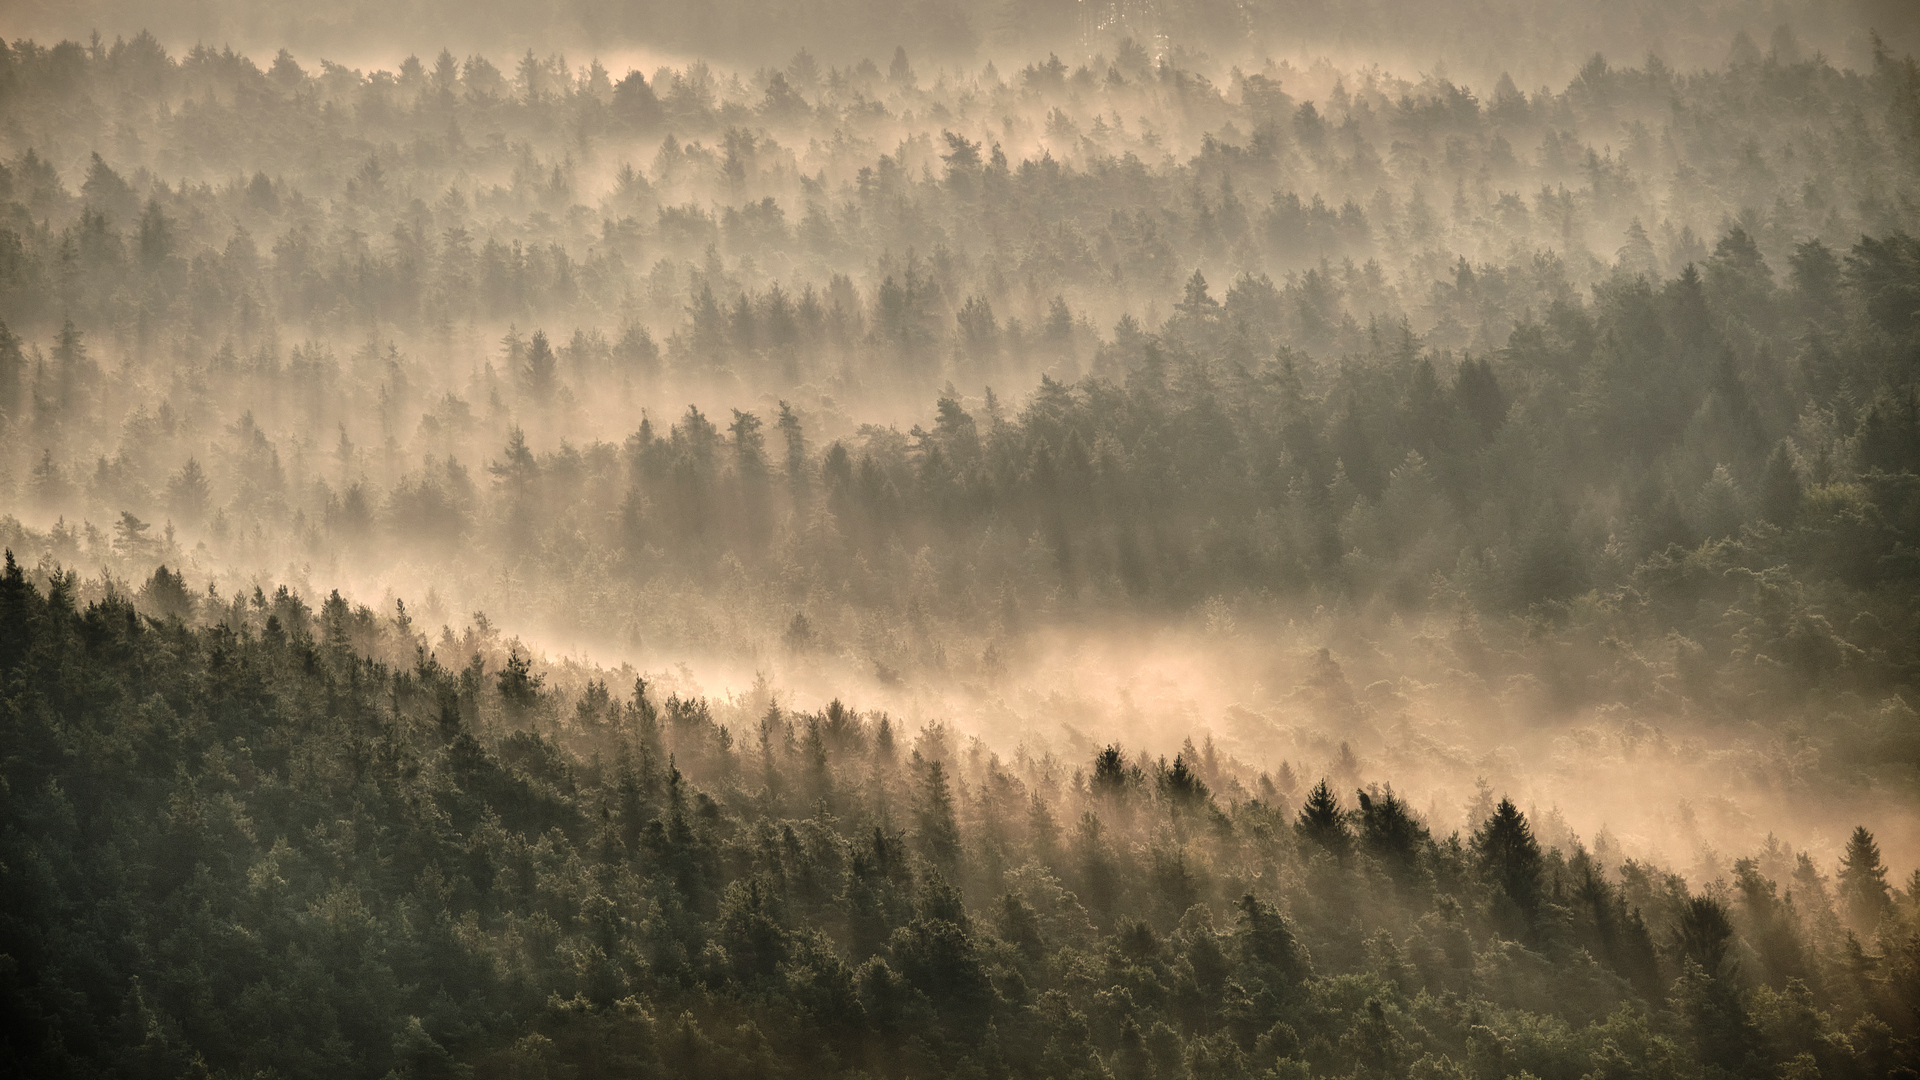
[1092,744,1131,800]
[1235,894,1311,985]
[1474,797,1542,929]
[1295,779,1349,858]
[612,70,662,127]
[522,329,558,401]
[497,648,543,712]
[777,401,808,505]
[1837,826,1892,933]
[1160,753,1209,811]
[1356,785,1427,881]
[913,754,961,874]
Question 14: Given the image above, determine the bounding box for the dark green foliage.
[1235,894,1312,986]
[1838,826,1893,932]
[1295,779,1349,858]
[1473,798,1543,934]
[137,564,194,620]
[1091,744,1132,800]
[1356,784,1428,885]
[1674,895,1737,976]
[1844,232,1920,340]
[0,564,1912,1078]
[1568,860,1664,1000]
[1158,752,1210,810]
[913,754,961,873]
[496,649,543,711]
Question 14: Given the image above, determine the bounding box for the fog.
[3,3,1919,1077]
[9,0,1918,88]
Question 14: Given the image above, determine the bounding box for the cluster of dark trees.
[6,218,1917,752]
[1,558,1915,1079]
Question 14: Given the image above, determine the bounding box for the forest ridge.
[1,559,1917,1078]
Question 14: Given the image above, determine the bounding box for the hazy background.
[7,0,1919,86]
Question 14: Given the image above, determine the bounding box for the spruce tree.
[1837,826,1892,933]
[1474,798,1542,929]
[1296,779,1349,858]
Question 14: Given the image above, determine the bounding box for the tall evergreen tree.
[1837,826,1892,933]
[1474,798,1542,932]
[1296,779,1349,858]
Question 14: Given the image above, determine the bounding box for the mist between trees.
[4,558,1920,1078]
[0,13,1919,1080]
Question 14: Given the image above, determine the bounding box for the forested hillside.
[1,11,1919,1079]
[2,560,1917,1078]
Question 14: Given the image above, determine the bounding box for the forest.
[1,1,1919,1076]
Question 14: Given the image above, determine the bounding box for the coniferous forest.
[2,1,1920,1076]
